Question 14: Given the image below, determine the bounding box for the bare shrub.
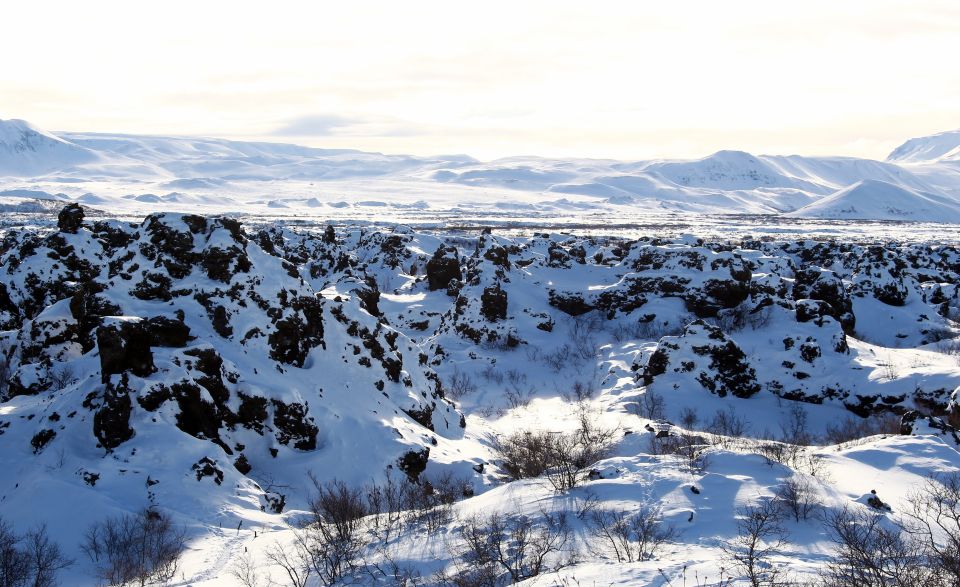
[447,369,476,400]
[458,510,574,583]
[365,471,411,543]
[82,509,186,587]
[588,504,677,562]
[631,390,666,421]
[406,472,465,533]
[229,551,265,587]
[821,505,935,587]
[648,432,710,473]
[300,476,368,584]
[680,406,700,430]
[780,404,813,446]
[568,315,602,361]
[721,500,788,587]
[822,413,901,446]
[492,414,616,491]
[265,539,311,587]
[48,365,76,391]
[902,472,960,584]
[706,407,749,437]
[0,518,31,587]
[0,518,66,587]
[774,476,820,522]
[541,345,571,373]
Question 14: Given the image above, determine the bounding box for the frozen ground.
[1,120,960,586]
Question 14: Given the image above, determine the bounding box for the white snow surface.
[3,119,960,224]
[2,120,960,585]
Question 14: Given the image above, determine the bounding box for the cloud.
[270,114,362,137]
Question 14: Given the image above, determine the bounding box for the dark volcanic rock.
[57,204,85,234]
[96,321,155,380]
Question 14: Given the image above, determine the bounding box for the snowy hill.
[888,129,960,163]
[788,179,960,222]
[0,119,98,176]
[3,120,960,222]
[1,204,959,584]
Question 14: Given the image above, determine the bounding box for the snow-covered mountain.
[888,128,960,163]
[0,119,98,176]
[788,179,960,222]
[4,119,960,222]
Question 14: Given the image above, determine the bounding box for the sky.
[2,0,959,161]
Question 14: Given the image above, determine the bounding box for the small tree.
[773,476,820,522]
[821,505,934,587]
[458,510,574,584]
[902,472,960,584]
[301,477,369,585]
[0,518,31,587]
[588,504,677,562]
[721,501,788,587]
[82,509,186,587]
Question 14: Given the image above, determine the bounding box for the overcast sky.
[3,0,959,161]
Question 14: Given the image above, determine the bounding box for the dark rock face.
[641,320,761,399]
[426,246,462,291]
[398,448,430,481]
[96,322,155,380]
[94,387,134,450]
[143,317,190,347]
[271,400,318,451]
[480,285,508,322]
[57,204,85,234]
[192,457,224,485]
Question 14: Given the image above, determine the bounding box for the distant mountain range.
[2,118,960,222]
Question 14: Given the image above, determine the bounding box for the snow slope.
[788,179,960,222]
[0,119,98,176]
[888,129,960,163]
[3,119,960,222]
[1,206,959,584]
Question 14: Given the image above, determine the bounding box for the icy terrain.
[3,120,960,585]
[2,119,960,226]
[0,202,959,585]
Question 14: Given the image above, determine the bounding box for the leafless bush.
[541,345,571,373]
[902,472,960,584]
[0,519,72,587]
[492,414,616,491]
[458,510,575,583]
[568,315,602,361]
[229,551,265,587]
[706,407,749,437]
[569,489,601,521]
[81,509,185,587]
[822,414,901,446]
[780,404,813,446]
[480,364,504,385]
[648,432,711,473]
[406,472,465,533]
[504,387,534,410]
[631,390,666,421]
[284,474,369,586]
[721,500,788,587]
[48,365,76,391]
[447,369,476,400]
[680,406,700,430]
[0,341,13,400]
[774,476,820,522]
[588,504,677,562]
[366,471,411,543]
[265,539,311,587]
[821,505,935,587]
